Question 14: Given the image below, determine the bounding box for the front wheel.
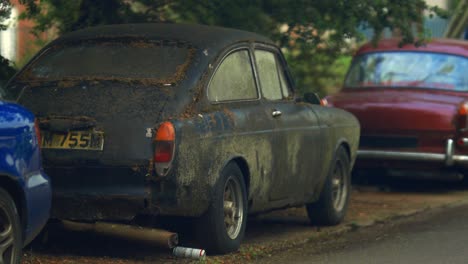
[0,188,22,264]
[195,162,247,254]
[306,146,351,225]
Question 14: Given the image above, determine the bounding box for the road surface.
[259,204,468,264]
[22,183,468,263]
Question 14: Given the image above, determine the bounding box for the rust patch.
[223,107,236,125]
[181,80,205,118]
[18,39,197,87]
[38,115,97,132]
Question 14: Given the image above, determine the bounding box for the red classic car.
[327,38,468,180]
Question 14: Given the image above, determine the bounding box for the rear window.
[20,40,194,82]
[345,52,468,91]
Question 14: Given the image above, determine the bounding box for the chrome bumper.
[358,139,468,167]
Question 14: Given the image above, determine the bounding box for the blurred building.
[360,0,467,40]
[0,0,51,64]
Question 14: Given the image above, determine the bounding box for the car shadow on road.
[24,218,188,263]
[353,171,468,194]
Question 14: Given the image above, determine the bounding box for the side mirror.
[303,92,322,105]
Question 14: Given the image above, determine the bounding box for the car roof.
[50,23,275,53]
[355,38,468,57]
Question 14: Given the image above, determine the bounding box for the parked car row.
[0,23,466,260]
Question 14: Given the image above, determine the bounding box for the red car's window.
[346,52,468,91]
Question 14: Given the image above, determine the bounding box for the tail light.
[456,102,468,130]
[456,102,468,148]
[154,122,175,176]
[34,119,42,148]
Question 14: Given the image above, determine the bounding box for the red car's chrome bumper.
[358,139,468,168]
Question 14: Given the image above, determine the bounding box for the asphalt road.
[259,204,468,264]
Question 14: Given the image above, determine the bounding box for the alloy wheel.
[223,175,244,239]
[0,205,16,264]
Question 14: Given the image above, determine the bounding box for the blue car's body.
[0,100,51,246]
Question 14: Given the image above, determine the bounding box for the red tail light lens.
[457,102,468,130]
[34,119,42,147]
[154,122,175,163]
[459,102,468,116]
[155,141,174,162]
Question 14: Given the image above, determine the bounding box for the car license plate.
[41,131,104,150]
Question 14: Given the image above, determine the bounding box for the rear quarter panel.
[155,104,276,216]
[0,102,51,245]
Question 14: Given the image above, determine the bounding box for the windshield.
[345,52,468,91]
[19,40,194,82]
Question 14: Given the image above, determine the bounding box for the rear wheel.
[196,162,247,254]
[307,146,351,225]
[0,188,22,264]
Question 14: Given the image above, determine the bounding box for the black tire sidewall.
[0,187,22,264]
[196,162,248,254]
[307,146,351,225]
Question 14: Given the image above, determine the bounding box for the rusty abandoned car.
[327,38,468,181]
[4,23,359,253]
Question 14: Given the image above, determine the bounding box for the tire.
[306,146,351,226]
[0,188,22,264]
[195,162,247,254]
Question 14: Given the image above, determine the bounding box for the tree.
[18,0,448,95]
[0,0,16,85]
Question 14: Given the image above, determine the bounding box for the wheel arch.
[334,138,351,160]
[231,157,250,195]
[312,139,351,202]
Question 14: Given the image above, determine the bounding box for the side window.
[254,50,282,100]
[278,60,290,98]
[207,49,258,102]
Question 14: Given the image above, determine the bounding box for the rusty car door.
[253,47,324,202]
[205,46,279,207]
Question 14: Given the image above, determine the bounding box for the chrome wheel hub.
[223,176,244,239]
[331,159,347,211]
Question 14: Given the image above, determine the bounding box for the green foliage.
[19,0,170,35]
[0,56,16,87]
[0,0,11,31]
[17,0,448,94]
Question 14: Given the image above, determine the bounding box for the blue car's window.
[346,52,468,91]
[20,40,193,82]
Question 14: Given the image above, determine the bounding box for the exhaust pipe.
[61,220,179,249]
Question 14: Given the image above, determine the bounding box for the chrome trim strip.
[357,139,468,167]
[357,150,446,162]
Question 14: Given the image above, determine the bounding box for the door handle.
[272,110,282,117]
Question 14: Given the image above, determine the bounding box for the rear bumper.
[357,139,468,168]
[45,166,151,221]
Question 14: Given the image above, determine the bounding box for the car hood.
[327,88,468,134]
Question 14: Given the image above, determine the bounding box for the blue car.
[0,101,51,263]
